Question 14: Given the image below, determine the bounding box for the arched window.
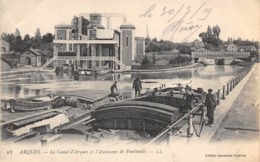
[126,36,129,48]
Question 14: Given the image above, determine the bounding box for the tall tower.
[120,23,136,70]
[146,25,150,39]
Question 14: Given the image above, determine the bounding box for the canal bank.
[170,63,258,144]
[165,63,259,162]
[211,64,259,142]
[0,63,199,77]
[1,69,37,77]
[114,63,202,73]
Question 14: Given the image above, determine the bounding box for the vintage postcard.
[0,0,259,162]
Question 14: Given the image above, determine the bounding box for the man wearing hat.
[205,89,217,127]
[110,81,118,97]
[183,85,195,112]
[133,77,142,97]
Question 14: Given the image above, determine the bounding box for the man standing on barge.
[110,81,118,97]
[183,85,195,112]
[205,89,217,127]
[133,77,142,97]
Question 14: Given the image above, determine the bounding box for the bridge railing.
[191,51,250,59]
[148,62,255,145]
[147,102,204,145]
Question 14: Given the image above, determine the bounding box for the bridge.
[91,101,180,136]
[191,51,250,65]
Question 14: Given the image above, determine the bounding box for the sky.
[0,0,259,42]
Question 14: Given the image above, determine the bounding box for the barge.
[1,82,215,145]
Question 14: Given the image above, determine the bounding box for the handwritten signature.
[140,3,212,42]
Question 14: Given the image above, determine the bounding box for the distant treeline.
[145,25,258,54]
[1,28,54,56]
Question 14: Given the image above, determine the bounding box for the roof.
[237,45,257,51]
[227,43,237,47]
[55,23,72,29]
[20,49,47,56]
[1,39,10,46]
[90,13,102,16]
[93,24,105,29]
[135,37,145,40]
[194,48,209,52]
[120,23,136,29]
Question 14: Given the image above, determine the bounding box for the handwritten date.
[140,3,212,42]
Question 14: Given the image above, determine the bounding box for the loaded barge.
[1,82,219,145]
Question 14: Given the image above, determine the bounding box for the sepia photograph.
[0,0,259,162]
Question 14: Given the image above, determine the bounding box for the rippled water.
[0,65,247,100]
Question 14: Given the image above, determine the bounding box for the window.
[69,44,72,51]
[60,36,63,40]
[1,47,5,52]
[93,16,97,21]
[126,36,129,48]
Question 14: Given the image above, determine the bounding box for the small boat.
[74,66,112,80]
[55,89,123,110]
[78,69,94,75]
[7,94,53,112]
[142,80,193,96]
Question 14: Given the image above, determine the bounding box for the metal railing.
[148,63,255,145]
[220,63,254,100]
[147,102,204,144]
[57,56,127,70]
[40,58,54,69]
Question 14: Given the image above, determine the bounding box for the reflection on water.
[0,65,247,99]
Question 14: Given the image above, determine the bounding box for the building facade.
[0,39,10,55]
[135,37,145,57]
[226,43,238,52]
[19,49,46,67]
[52,13,145,70]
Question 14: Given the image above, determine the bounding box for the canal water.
[0,65,247,100]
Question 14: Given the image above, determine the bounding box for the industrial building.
[47,13,145,70]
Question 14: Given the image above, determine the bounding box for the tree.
[141,55,152,65]
[15,28,21,37]
[153,53,156,64]
[24,34,32,49]
[199,25,222,47]
[34,28,41,42]
[14,35,25,52]
[207,26,214,45]
[215,25,221,39]
[42,33,54,43]
[199,32,208,45]
[179,44,191,54]
[152,37,157,42]
[1,32,8,39]
[4,33,16,51]
[212,25,221,39]
[212,25,221,46]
